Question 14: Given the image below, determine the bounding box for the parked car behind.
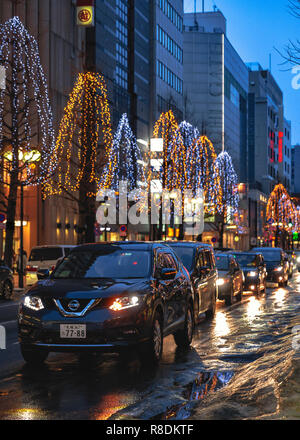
[26,245,75,286]
[231,252,266,294]
[165,242,218,321]
[285,251,295,278]
[0,259,13,300]
[294,251,300,272]
[19,242,194,365]
[251,247,289,287]
[215,253,243,305]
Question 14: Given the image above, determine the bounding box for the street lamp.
[3,147,41,288]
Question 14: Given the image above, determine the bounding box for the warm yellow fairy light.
[43,72,113,198]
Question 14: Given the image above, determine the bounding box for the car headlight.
[247,271,258,277]
[297,257,300,263]
[24,296,44,311]
[274,266,283,272]
[109,296,140,311]
[217,278,229,286]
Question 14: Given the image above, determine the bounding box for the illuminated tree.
[213,151,239,248]
[99,113,147,193]
[43,72,113,244]
[152,110,186,191]
[0,17,55,267]
[266,183,298,247]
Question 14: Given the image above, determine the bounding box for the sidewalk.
[12,273,25,301]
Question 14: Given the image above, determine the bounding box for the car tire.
[205,290,217,319]
[225,286,234,306]
[173,304,194,348]
[2,281,13,300]
[139,312,163,364]
[236,285,242,302]
[20,345,48,365]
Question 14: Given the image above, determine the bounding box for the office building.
[152,0,184,125]
[248,63,292,195]
[0,0,85,257]
[292,144,300,194]
[183,10,249,181]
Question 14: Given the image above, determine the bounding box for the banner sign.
[77,0,94,27]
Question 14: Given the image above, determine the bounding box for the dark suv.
[18,242,194,365]
[164,242,218,322]
[231,252,266,294]
[251,247,289,287]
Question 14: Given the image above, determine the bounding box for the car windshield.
[168,246,194,271]
[233,254,257,267]
[253,250,280,262]
[29,248,63,262]
[52,248,151,279]
[215,255,229,271]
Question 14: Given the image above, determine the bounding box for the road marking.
[0,320,17,326]
[0,303,19,309]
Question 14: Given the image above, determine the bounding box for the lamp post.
[18,149,41,288]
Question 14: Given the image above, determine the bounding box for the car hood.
[26,278,150,299]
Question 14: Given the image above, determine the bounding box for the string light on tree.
[213,151,239,216]
[43,72,113,198]
[98,113,147,194]
[0,16,55,184]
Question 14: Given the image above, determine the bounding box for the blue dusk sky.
[184,0,300,145]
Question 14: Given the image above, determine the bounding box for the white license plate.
[60,324,86,339]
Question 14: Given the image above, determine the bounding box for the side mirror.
[159,268,177,280]
[37,269,50,280]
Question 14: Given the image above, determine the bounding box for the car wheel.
[139,313,163,364]
[225,286,234,306]
[205,290,217,319]
[173,304,194,348]
[2,281,13,300]
[20,345,48,365]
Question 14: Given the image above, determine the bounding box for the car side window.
[203,250,212,270]
[195,250,205,272]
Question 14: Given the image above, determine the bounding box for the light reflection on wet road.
[0,275,299,420]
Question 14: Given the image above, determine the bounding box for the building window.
[157,25,183,63]
[158,0,183,32]
[157,60,183,94]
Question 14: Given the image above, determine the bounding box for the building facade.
[0,0,86,258]
[152,0,184,126]
[292,144,300,194]
[183,10,249,181]
[247,63,291,195]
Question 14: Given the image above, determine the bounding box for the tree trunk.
[4,171,18,268]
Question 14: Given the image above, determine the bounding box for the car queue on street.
[0,241,297,367]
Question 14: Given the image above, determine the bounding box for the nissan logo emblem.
[68,300,80,312]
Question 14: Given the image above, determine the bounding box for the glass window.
[53,249,151,279]
[29,247,63,262]
[215,255,229,271]
[169,246,194,272]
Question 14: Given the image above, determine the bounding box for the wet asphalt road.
[0,275,299,420]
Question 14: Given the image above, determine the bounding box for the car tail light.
[26,265,38,272]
